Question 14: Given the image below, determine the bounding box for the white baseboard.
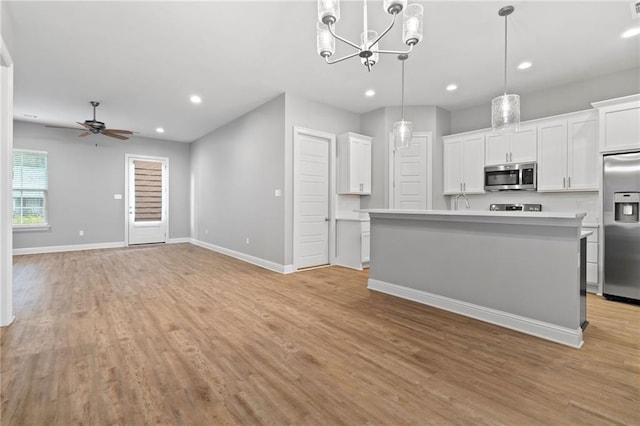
[191,239,292,274]
[368,278,584,349]
[167,237,191,244]
[13,241,126,256]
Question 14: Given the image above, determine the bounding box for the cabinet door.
[567,115,598,191]
[443,139,463,194]
[485,133,509,165]
[349,139,361,193]
[360,139,372,194]
[462,136,486,194]
[602,106,640,153]
[510,126,537,163]
[537,121,568,192]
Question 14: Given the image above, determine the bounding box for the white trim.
[125,154,169,245]
[13,241,126,256]
[167,237,191,244]
[368,278,584,349]
[13,225,51,232]
[388,132,433,210]
[1,35,14,327]
[191,239,293,274]
[292,126,336,271]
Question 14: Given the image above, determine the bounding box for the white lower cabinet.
[336,219,370,270]
[583,226,599,293]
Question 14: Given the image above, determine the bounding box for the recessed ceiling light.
[446,84,457,91]
[190,95,202,104]
[156,127,165,133]
[364,89,376,97]
[518,61,532,70]
[621,27,640,38]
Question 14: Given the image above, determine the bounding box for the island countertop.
[360,209,586,226]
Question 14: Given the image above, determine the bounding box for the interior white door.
[127,156,168,245]
[295,132,330,269]
[393,133,428,209]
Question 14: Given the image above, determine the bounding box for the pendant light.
[393,54,412,149]
[491,5,520,132]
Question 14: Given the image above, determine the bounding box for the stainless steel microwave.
[484,162,537,191]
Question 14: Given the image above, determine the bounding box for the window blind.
[12,150,48,226]
[134,160,163,222]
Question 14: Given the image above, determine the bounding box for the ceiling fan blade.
[46,125,86,131]
[102,130,129,141]
[78,132,91,137]
[77,121,92,129]
[104,128,133,134]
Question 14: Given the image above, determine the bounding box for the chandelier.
[491,5,520,131]
[316,0,424,71]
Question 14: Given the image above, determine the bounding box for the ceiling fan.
[46,101,134,140]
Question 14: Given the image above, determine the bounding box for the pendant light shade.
[491,5,520,132]
[491,93,520,130]
[393,120,413,149]
[393,54,413,149]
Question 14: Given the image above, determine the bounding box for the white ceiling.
[5,1,640,143]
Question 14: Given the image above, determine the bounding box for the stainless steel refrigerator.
[603,151,640,302]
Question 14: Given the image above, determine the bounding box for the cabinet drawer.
[587,262,598,284]
[587,242,598,263]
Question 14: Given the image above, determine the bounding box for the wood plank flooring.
[2,243,639,425]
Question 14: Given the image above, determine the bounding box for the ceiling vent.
[633,1,640,19]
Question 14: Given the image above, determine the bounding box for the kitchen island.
[363,209,588,348]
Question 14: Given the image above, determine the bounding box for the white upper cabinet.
[443,134,485,195]
[592,94,640,153]
[537,111,598,192]
[485,126,537,165]
[337,132,372,195]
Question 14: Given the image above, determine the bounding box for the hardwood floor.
[2,244,639,425]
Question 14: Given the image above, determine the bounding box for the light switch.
[274,189,282,197]
[114,194,122,200]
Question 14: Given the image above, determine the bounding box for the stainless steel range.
[490,203,542,212]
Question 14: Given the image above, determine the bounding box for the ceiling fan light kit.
[491,5,521,132]
[46,101,134,140]
[316,0,423,71]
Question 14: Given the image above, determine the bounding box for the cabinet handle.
[510,152,513,162]
[567,176,571,188]
[463,182,466,192]
[360,183,364,192]
[563,177,566,188]
[506,152,509,162]
[460,182,463,192]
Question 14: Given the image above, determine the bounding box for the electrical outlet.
[79,230,84,236]
[246,237,250,244]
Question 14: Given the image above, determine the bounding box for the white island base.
[363,209,588,348]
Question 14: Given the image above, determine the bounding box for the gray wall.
[284,93,361,265]
[12,121,191,249]
[190,94,286,264]
[1,0,14,52]
[360,106,449,210]
[450,67,640,134]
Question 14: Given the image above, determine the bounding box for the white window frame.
[12,148,50,231]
